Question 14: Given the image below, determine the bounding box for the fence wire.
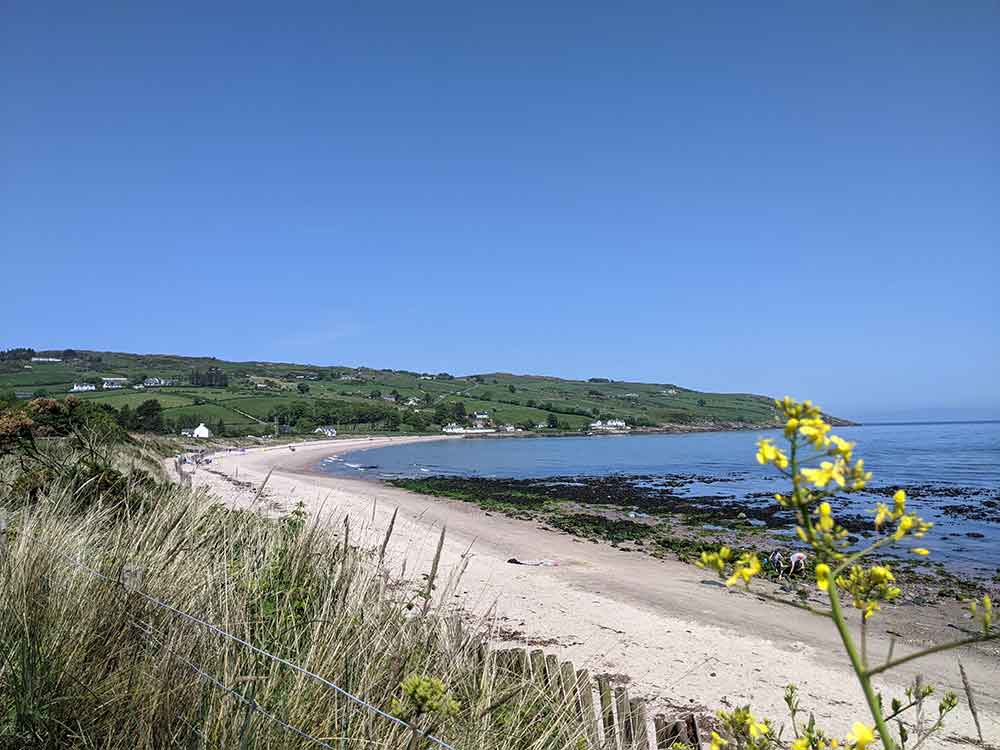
[34,539,458,750]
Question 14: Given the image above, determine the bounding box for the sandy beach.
[184,436,999,747]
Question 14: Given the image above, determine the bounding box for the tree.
[117,404,135,430]
[135,399,164,432]
[297,382,310,394]
[368,390,382,400]
[546,413,559,428]
[214,418,226,437]
[697,398,706,408]
[508,384,516,394]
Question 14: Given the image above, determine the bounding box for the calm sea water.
[316,422,1000,576]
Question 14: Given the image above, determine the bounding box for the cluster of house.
[442,412,522,434]
[69,376,177,393]
[31,357,62,363]
[588,419,630,432]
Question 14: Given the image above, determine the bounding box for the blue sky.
[2,2,997,420]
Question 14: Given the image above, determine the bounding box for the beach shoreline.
[182,436,999,746]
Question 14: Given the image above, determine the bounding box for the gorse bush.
[698,397,997,750]
[0,436,593,749]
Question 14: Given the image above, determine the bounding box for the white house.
[442,423,466,434]
[405,397,421,407]
[101,377,128,390]
[193,423,213,439]
[31,357,62,363]
[499,424,518,433]
[589,419,629,432]
[143,377,174,387]
[70,383,97,392]
[314,426,338,437]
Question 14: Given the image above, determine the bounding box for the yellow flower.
[985,594,993,629]
[792,739,809,750]
[873,503,891,529]
[726,553,762,587]
[801,460,846,489]
[756,438,789,470]
[748,720,768,739]
[869,566,894,585]
[893,489,906,515]
[846,722,875,750]
[912,547,930,556]
[828,434,854,461]
[893,515,914,540]
[817,502,834,532]
[710,731,729,750]
[798,417,832,449]
[815,563,831,591]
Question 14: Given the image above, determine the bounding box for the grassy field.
[0,349,797,435]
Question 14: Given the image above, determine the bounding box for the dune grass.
[0,436,591,749]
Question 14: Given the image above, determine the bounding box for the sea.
[315,421,1000,577]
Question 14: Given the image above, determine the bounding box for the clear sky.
[2,2,997,420]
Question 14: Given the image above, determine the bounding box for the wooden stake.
[629,699,648,750]
[597,676,617,748]
[530,649,547,686]
[576,669,600,747]
[614,687,631,745]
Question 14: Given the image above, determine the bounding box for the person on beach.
[768,550,807,579]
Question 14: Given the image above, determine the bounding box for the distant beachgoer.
[788,551,807,575]
[768,549,807,578]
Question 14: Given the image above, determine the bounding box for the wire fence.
[32,539,459,750]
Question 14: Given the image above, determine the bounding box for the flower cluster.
[873,490,932,554]
[969,594,993,633]
[712,706,776,750]
[835,565,901,620]
[696,547,762,588]
[391,674,460,721]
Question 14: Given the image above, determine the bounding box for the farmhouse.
[30,357,62,363]
[70,383,97,392]
[143,377,174,387]
[101,377,128,390]
[192,423,213,439]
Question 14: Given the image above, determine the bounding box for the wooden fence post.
[653,715,669,749]
[560,661,579,709]
[629,699,649,750]
[545,654,561,694]
[530,649,547,686]
[513,648,529,677]
[685,714,701,750]
[0,510,7,559]
[614,687,631,746]
[575,670,600,747]
[597,676,617,748]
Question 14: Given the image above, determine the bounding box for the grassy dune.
[0,436,591,748]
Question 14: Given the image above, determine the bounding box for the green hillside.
[0,347,804,437]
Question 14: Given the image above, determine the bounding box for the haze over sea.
[318,421,1000,577]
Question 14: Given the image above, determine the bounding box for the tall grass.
[0,438,590,749]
